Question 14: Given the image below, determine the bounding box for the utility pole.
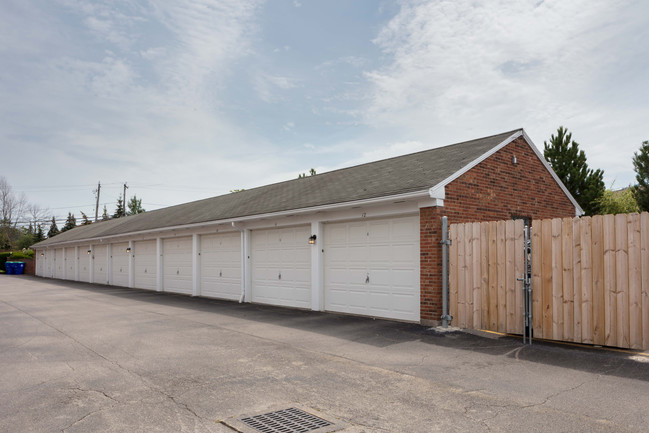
[93,181,101,222]
[123,182,128,217]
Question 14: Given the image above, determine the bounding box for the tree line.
[543,126,649,216]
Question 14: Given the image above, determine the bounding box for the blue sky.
[2,0,648,225]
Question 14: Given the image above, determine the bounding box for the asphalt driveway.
[1,276,648,432]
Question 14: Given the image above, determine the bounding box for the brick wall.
[420,137,577,324]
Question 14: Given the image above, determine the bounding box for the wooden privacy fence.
[449,213,649,350]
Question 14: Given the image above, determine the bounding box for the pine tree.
[101,205,109,221]
[34,224,44,242]
[47,216,59,238]
[632,140,649,212]
[80,211,92,225]
[544,126,605,216]
[113,195,126,218]
[61,212,77,232]
[126,195,145,215]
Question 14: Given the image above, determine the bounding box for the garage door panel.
[64,248,75,280]
[134,240,156,290]
[111,242,129,287]
[93,247,108,284]
[163,237,192,294]
[200,232,241,300]
[324,215,420,322]
[251,225,311,309]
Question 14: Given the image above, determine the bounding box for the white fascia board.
[521,130,584,216]
[37,189,431,248]
[427,129,584,217]
[428,130,523,200]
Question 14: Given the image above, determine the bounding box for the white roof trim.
[34,189,431,249]
[428,129,583,216]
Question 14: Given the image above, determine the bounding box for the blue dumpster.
[14,262,25,275]
[5,262,15,275]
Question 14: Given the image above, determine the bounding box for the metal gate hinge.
[440,240,452,246]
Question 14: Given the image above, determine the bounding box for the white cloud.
[362,0,649,185]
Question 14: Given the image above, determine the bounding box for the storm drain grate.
[240,407,333,433]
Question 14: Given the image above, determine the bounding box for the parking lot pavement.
[1,276,648,433]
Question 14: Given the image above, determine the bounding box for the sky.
[2,0,648,225]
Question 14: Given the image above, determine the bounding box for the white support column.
[62,248,67,280]
[128,240,134,288]
[106,244,112,285]
[192,234,200,297]
[310,221,324,311]
[243,229,252,302]
[89,245,94,283]
[74,246,79,281]
[156,238,163,292]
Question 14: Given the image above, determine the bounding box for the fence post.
[441,216,452,327]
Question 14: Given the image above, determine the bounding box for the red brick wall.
[420,137,577,324]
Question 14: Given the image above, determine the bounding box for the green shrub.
[10,250,34,260]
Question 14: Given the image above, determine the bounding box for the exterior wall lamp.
[308,234,317,245]
[87,250,91,255]
[126,247,131,253]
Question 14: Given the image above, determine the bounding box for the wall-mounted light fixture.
[126,247,131,253]
[512,155,517,165]
[87,249,91,255]
[308,234,317,245]
[40,253,44,257]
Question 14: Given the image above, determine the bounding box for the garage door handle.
[365,274,370,284]
[278,272,282,280]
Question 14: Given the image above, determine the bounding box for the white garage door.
[324,215,420,322]
[79,251,90,282]
[163,237,193,295]
[134,240,157,290]
[200,232,241,300]
[55,249,65,279]
[93,246,109,285]
[111,242,129,287]
[64,247,76,280]
[251,225,311,309]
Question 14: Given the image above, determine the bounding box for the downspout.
[231,222,246,303]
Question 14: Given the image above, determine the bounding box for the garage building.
[32,129,581,325]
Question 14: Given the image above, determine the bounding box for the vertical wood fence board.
[456,223,466,328]
[603,214,617,347]
[641,213,649,350]
[488,222,498,331]
[465,223,474,329]
[532,223,543,336]
[572,218,583,342]
[562,217,574,342]
[472,222,482,329]
[449,224,458,324]
[551,218,564,341]
[615,214,630,348]
[580,217,593,344]
[591,215,605,346]
[479,222,489,330]
[506,220,517,333]
[542,219,553,339]
[627,213,642,349]
[497,221,507,333]
[514,221,524,334]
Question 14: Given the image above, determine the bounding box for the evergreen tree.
[34,224,44,242]
[80,211,92,225]
[61,212,76,232]
[544,126,605,215]
[126,195,145,215]
[47,216,59,238]
[113,195,126,218]
[632,140,649,212]
[101,205,109,221]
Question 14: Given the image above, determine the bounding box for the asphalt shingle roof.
[33,129,520,247]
